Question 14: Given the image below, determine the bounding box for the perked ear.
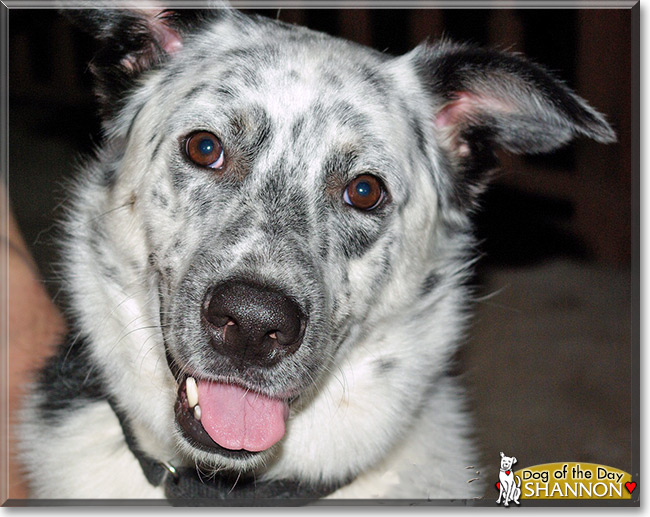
[412,41,616,154]
[409,41,616,204]
[62,5,227,117]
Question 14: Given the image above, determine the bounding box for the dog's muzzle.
[173,280,309,457]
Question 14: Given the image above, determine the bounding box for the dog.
[18,5,615,503]
[497,452,521,506]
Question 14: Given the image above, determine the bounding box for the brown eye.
[343,175,385,211]
[185,131,224,169]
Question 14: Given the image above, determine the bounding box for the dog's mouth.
[174,375,290,456]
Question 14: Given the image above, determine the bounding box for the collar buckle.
[159,461,180,484]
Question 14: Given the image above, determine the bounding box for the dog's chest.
[34,401,164,499]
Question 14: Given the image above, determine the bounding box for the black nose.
[201,281,307,366]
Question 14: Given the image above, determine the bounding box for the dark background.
[8,7,635,499]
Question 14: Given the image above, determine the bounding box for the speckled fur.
[18,5,614,501]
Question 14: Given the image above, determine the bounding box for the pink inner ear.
[434,91,514,129]
[434,92,480,129]
[120,9,183,72]
[146,10,183,54]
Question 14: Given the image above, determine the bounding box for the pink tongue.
[197,381,289,452]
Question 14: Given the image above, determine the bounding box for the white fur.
[18,9,487,501]
[19,399,164,499]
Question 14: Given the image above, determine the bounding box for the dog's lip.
[174,370,297,402]
[166,346,292,398]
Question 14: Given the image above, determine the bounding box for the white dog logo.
[496,452,521,506]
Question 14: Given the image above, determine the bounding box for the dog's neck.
[107,395,346,502]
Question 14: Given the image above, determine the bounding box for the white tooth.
[186,377,199,408]
[193,404,202,421]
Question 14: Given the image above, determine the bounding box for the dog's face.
[66,8,614,475]
[103,13,441,468]
[500,452,517,471]
[152,26,425,390]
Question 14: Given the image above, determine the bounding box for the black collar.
[107,396,343,505]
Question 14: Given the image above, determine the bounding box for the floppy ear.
[512,457,518,464]
[409,41,616,205]
[62,6,228,117]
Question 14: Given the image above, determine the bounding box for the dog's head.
[500,452,517,471]
[65,7,614,475]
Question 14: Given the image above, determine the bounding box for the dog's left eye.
[343,175,385,211]
[185,131,225,169]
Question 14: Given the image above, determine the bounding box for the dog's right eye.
[185,131,225,169]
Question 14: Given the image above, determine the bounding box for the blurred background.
[8,7,635,499]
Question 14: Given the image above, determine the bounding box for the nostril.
[202,296,237,329]
[265,328,304,347]
[275,323,304,347]
[208,315,237,328]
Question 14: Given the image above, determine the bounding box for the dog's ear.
[62,5,229,117]
[512,457,518,464]
[408,41,616,205]
[500,452,505,458]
